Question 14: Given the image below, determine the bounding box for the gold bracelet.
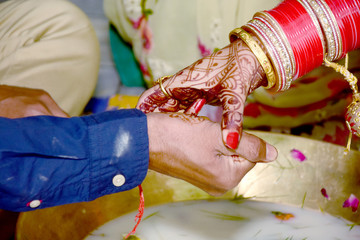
[154,76,172,98]
[229,27,276,89]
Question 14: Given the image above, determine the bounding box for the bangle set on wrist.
[229,0,360,148]
[230,0,360,91]
[229,28,276,89]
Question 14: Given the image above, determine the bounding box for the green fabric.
[109,24,145,87]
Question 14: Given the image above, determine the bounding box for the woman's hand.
[137,39,267,150]
[0,85,69,118]
[147,112,277,196]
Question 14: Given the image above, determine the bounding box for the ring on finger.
[155,76,172,98]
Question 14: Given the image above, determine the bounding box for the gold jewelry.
[229,27,276,89]
[324,55,359,154]
[154,76,172,98]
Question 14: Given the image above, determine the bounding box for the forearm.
[0,109,149,212]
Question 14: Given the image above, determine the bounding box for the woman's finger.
[219,83,247,149]
[184,98,206,115]
[136,87,169,113]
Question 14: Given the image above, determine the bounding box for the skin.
[137,39,268,150]
[0,85,69,118]
[0,84,277,196]
[147,112,277,196]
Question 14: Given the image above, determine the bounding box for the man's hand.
[147,112,277,196]
[0,85,69,118]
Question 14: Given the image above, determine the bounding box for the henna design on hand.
[167,113,207,124]
[138,38,266,136]
[166,40,265,100]
[138,88,169,113]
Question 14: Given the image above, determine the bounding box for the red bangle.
[266,0,324,79]
[255,12,295,89]
[305,0,343,61]
[325,0,360,59]
[238,0,359,91]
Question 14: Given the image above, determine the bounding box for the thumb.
[235,131,278,163]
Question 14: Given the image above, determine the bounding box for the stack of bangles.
[229,0,360,145]
[230,0,360,92]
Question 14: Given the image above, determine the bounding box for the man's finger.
[236,132,278,163]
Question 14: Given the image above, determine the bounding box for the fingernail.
[194,99,206,115]
[266,143,278,161]
[226,132,239,149]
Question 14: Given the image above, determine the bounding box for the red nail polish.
[226,132,239,149]
[194,99,206,115]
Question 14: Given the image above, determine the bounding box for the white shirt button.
[29,200,41,208]
[112,174,126,187]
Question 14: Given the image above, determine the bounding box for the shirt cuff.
[85,109,149,201]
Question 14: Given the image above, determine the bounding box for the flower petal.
[271,211,295,221]
[197,38,212,58]
[343,194,359,212]
[321,188,329,199]
[290,149,307,162]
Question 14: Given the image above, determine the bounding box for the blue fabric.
[0,109,149,212]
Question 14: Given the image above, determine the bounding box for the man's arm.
[0,109,149,212]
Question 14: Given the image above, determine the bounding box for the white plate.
[85,199,360,240]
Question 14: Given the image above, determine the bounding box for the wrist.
[230,29,274,92]
[147,113,171,173]
[229,39,267,93]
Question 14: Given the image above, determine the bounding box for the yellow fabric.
[0,0,100,116]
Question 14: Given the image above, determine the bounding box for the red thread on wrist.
[125,184,144,239]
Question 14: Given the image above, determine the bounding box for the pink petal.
[197,38,212,58]
[290,149,307,162]
[321,188,329,199]
[343,194,359,212]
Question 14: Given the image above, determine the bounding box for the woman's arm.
[136,0,360,150]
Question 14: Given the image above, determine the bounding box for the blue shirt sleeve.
[0,109,149,212]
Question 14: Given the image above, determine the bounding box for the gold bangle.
[229,27,276,89]
[154,76,172,98]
